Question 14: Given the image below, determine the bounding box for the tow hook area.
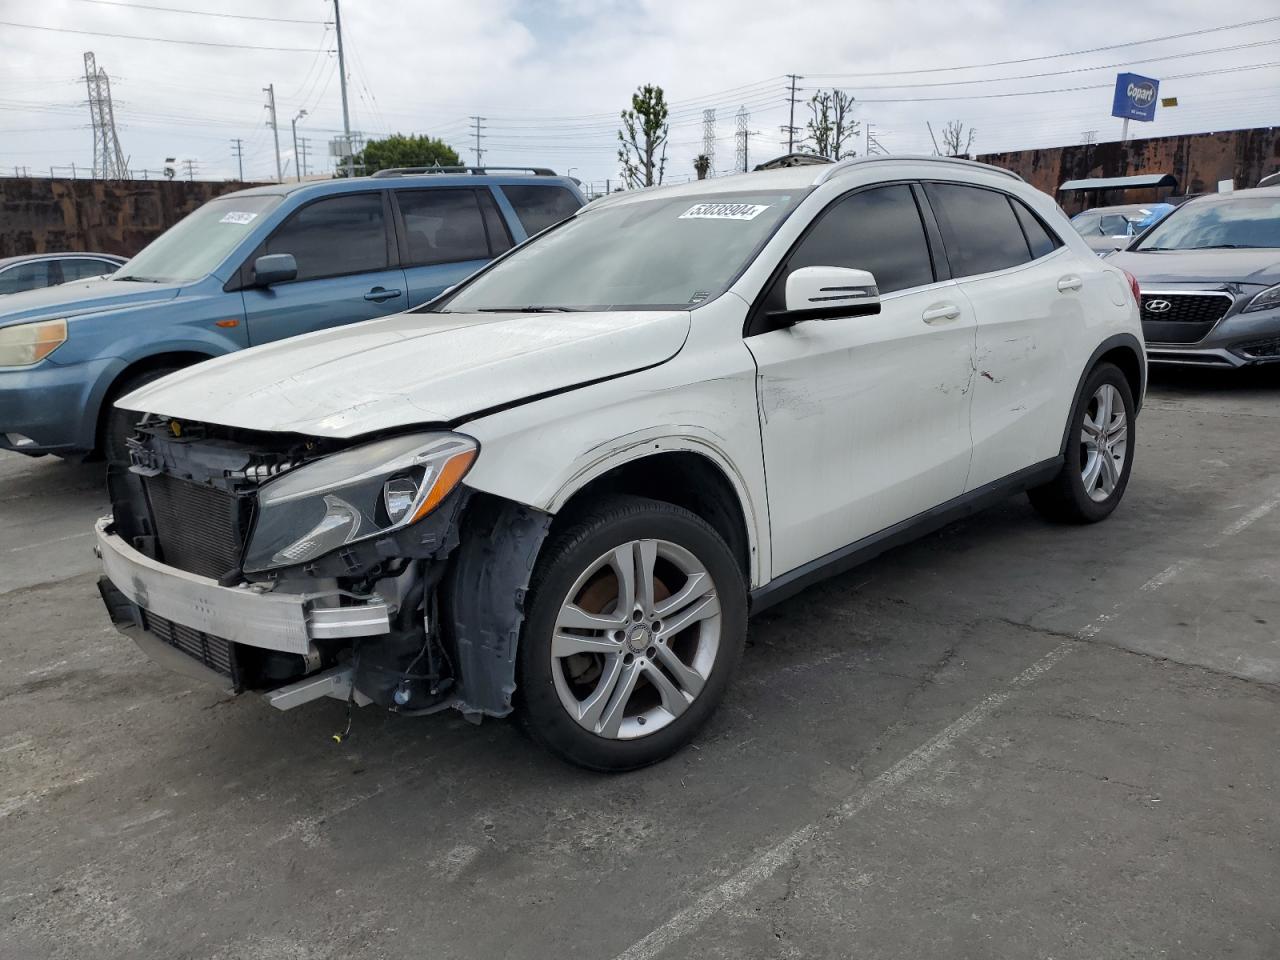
[264,665,372,711]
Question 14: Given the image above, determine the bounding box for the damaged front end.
[97,416,550,723]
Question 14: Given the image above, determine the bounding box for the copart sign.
[1111,72,1160,122]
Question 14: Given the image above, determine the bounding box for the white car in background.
[96,155,1145,770]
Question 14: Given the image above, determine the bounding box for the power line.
[807,14,1280,78]
[0,20,330,52]
[65,0,326,23]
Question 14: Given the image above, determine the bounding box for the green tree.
[693,154,711,180]
[349,133,461,175]
[617,84,669,188]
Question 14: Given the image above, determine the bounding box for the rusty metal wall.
[0,177,264,258]
[977,126,1280,212]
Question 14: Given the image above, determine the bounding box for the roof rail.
[813,154,1023,185]
[369,165,557,178]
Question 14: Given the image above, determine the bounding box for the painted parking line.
[610,492,1280,960]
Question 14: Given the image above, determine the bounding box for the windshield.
[1135,196,1280,251]
[114,194,284,284]
[435,190,802,312]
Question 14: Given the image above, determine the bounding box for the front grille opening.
[1141,292,1233,346]
[143,474,250,580]
[141,609,242,690]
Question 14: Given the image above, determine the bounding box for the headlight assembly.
[0,318,67,366]
[1243,284,1280,314]
[243,432,477,573]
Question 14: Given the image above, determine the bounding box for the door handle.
[364,287,402,302]
[1057,276,1083,292]
[922,303,962,325]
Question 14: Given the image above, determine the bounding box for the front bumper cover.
[95,517,392,656]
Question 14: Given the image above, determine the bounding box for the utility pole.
[230,138,244,181]
[299,137,312,178]
[333,0,354,177]
[783,74,803,153]
[291,109,308,182]
[865,123,884,156]
[182,159,197,181]
[264,84,282,183]
[470,116,485,165]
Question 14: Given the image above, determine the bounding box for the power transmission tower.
[231,138,244,181]
[735,107,748,173]
[263,84,282,183]
[1081,130,1098,145]
[332,0,354,177]
[83,52,129,180]
[182,159,197,181]
[782,74,803,153]
[865,123,885,156]
[470,116,485,165]
[701,108,716,174]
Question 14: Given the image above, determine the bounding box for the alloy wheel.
[1080,382,1128,503]
[550,539,721,740]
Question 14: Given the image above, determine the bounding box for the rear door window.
[60,258,118,281]
[1010,200,1063,259]
[0,260,51,294]
[395,189,492,266]
[500,184,581,235]
[925,182,1032,277]
[263,193,389,281]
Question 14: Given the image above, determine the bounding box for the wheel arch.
[1058,333,1145,458]
[94,350,218,453]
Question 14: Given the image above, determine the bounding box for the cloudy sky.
[2,0,1279,190]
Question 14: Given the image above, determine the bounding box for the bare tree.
[617,84,669,188]
[938,120,976,157]
[802,90,858,160]
[693,154,711,180]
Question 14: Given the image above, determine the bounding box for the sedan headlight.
[243,432,477,573]
[1243,284,1280,314]
[0,319,67,366]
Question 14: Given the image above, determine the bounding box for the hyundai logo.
[1145,299,1173,314]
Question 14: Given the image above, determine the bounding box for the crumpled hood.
[119,309,691,437]
[0,277,182,327]
[1107,248,1280,287]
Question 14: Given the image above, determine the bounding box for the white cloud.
[1,0,1277,188]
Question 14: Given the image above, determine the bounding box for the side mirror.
[777,266,881,324]
[253,253,297,287]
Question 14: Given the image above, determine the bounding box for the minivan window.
[396,189,492,266]
[767,184,935,314]
[926,183,1032,277]
[501,184,582,235]
[264,193,388,281]
[1010,199,1062,259]
[115,194,283,284]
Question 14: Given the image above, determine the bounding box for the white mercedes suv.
[96,156,1145,770]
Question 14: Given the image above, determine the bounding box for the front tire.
[101,367,180,463]
[1028,362,1135,524]
[516,495,747,771]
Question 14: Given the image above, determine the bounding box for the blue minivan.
[0,169,584,459]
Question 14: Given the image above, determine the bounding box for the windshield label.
[219,211,259,225]
[679,202,770,221]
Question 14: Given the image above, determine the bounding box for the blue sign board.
[1112,73,1160,122]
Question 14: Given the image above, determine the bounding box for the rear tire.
[516,495,747,771]
[1028,362,1135,524]
[101,366,180,464]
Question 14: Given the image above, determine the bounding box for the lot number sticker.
[219,211,259,225]
[679,202,770,221]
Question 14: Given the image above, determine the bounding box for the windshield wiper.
[1190,244,1265,250]
[473,306,581,313]
[112,275,162,283]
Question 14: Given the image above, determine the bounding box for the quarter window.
[1010,199,1063,259]
[925,183,1032,277]
[396,189,493,266]
[263,193,388,281]
[501,184,581,235]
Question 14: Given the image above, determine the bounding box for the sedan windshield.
[1135,196,1280,251]
[113,194,284,284]
[435,190,802,312]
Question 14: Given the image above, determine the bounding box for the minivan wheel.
[516,495,747,771]
[1028,362,1135,524]
[101,366,180,464]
